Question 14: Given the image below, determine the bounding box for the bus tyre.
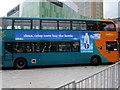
[90,56,101,65]
[14,58,27,69]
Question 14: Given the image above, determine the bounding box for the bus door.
[106,41,119,62]
[4,42,13,61]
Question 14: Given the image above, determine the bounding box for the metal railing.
[76,63,119,88]
[55,62,120,89]
[55,80,76,90]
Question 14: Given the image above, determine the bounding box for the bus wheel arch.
[14,57,27,69]
[90,55,101,65]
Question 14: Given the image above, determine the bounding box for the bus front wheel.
[14,58,27,69]
[90,56,101,65]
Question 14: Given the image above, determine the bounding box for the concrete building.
[73,0,103,19]
[7,0,103,19]
[118,2,120,33]
[7,0,88,19]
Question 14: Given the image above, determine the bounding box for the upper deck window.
[86,21,97,31]
[2,19,12,29]
[72,21,86,30]
[102,22,116,31]
[41,20,57,30]
[1,18,116,31]
[0,19,2,29]
[32,20,40,30]
[59,21,71,30]
[14,19,31,30]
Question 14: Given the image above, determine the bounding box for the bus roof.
[0,17,114,22]
[0,17,100,21]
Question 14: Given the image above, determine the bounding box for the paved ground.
[0,71,1,89]
[118,58,120,88]
[2,64,111,88]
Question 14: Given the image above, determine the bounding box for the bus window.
[72,21,86,30]
[2,19,12,29]
[5,42,13,53]
[102,22,116,31]
[49,42,59,52]
[59,42,71,52]
[41,20,57,30]
[71,42,80,52]
[59,21,71,30]
[34,42,41,52]
[97,22,103,31]
[0,19,2,29]
[13,42,26,53]
[14,42,21,53]
[41,42,50,52]
[25,43,32,53]
[14,20,31,30]
[32,20,40,30]
[87,21,97,31]
[106,41,118,51]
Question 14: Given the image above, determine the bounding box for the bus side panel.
[2,61,14,67]
[95,31,119,63]
[13,52,93,66]
[93,41,111,63]
[8,40,109,67]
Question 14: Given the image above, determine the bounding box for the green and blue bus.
[0,17,119,69]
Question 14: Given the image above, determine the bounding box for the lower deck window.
[106,41,118,51]
[5,41,80,53]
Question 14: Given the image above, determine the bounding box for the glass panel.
[12,42,80,53]
[14,20,31,30]
[87,21,97,31]
[59,42,71,52]
[71,42,80,52]
[97,22,103,31]
[102,22,116,31]
[25,42,32,53]
[13,42,26,53]
[106,41,118,51]
[41,20,57,30]
[0,19,2,29]
[50,42,59,52]
[59,21,71,30]
[5,42,13,53]
[34,42,41,52]
[32,20,40,30]
[41,42,50,52]
[72,21,86,30]
[2,19,12,29]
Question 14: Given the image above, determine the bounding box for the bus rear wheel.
[90,56,101,65]
[14,58,27,69]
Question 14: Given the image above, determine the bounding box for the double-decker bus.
[0,17,119,69]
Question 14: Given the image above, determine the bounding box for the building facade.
[7,0,88,19]
[73,0,103,19]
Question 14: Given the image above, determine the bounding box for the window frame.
[101,21,116,31]
[2,19,13,30]
[13,19,32,30]
[5,41,80,53]
[32,19,41,30]
[58,20,71,30]
[72,20,87,30]
[41,20,58,30]
[1,18,116,31]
